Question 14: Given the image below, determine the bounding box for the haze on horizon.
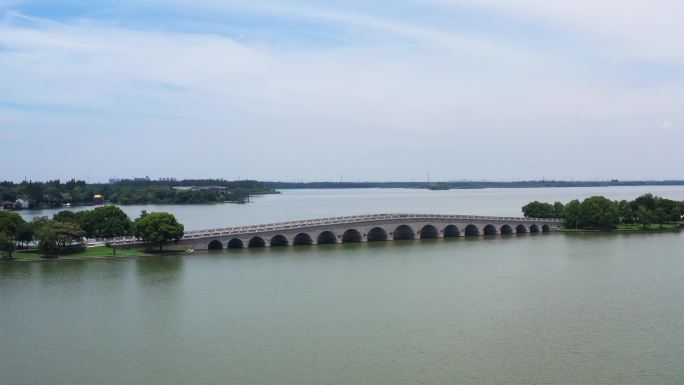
[1,1,683,182]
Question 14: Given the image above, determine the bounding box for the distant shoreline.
[266,180,684,190]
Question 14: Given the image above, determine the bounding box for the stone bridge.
[110,213,563,250]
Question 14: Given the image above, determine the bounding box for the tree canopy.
[35,220,84,254]
[0,179,276,208]
[0,211,27,237]
[78,206,133,239]
[524,194,684,230]
[134,212,184,250]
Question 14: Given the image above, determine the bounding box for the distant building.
[172,185,227,192]
[2,201,14,210]
[93,194,104,205]
[133,176,151,182]
[197,185,228,191]
[108,178,121,184]
[14,197,30,209]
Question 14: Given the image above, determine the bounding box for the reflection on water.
[135,255,185,285]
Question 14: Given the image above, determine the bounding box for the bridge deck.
[110,213,563,245]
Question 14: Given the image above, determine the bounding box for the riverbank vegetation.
[522,194,684,230]
[0,206,185,260]
[8,246,190,261]
[0,179,278,208]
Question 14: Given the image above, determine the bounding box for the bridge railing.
[108,213,563,245]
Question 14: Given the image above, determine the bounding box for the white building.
[15,197,30,209]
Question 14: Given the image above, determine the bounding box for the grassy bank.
[561,222,682,233]
[616,223,682,231]
[6,246,191,261]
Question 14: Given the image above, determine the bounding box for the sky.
[1,0,683,182]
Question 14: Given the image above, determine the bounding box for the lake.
[18,185,684,230]
[2,186,684,384]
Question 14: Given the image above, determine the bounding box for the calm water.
[3,187,684,385]
[19,185,684,230]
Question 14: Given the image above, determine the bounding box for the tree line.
[522,194,684,230]
[0,206,184,259]
[0,179,278,208]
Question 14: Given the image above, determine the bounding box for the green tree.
[34,220,84,255]
[0,211,26,237]
[79,206,133,239]
[654,208,668,228]
[564,199,581,228]
[553,201,565,218]
[636,206,655,228]
[134,212,184,251]
[522,201,556,218]
[36,226,58,255]
[53,210,81,224]
[0,232,16,259]
[670,203,684,224]
[617,200,635,224]
[654,197,677,225]
[30,216,51,232]
[579,196,619,230]
[632,193,656,211]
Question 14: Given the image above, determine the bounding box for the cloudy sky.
[1,0,683,182]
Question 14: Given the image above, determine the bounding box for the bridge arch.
[270,234,289,247]
[317,231,337,244]
[293,233,313,246]
[208,240,223,250]
[443,225,460,237]
[420,224,439,239]
[393,225,415,240]
[465,224,480,236]
[516,224,527,234]
[248,236,266,248]
[227,238,244,249]
[483,224,498,236]
[500,224,513,235]
[530,224,540,233]
[342,229,362,243]
[542,224,550,233]
[367,227,388,242]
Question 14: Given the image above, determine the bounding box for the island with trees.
[522,194,684,230]
[0,178,278,209]
[0,206,186,261]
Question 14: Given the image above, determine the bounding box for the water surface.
[3,187,684,385]
[19,185,684,229]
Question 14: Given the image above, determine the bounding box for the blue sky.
[1,0,683,182]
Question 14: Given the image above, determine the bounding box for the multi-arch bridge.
[110,213,563,250]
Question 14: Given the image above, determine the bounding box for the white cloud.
[436,0,684,62]
[0,4,683,181]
